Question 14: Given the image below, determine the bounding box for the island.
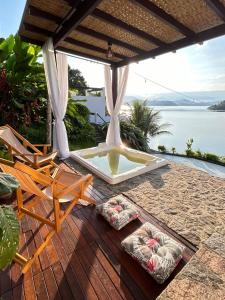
[208,100,225,111]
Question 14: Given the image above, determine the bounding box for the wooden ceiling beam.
[64,37,126,59]
[92,8,167,47]
[56,46,115,65]
[115,23,225,67]
[28,6,62,24]
[23,23,53,36]
[205,0,225,22]
[76,26,145,55]
[132,0,195,37]
[53,0,102,47]
[20,35,44,46]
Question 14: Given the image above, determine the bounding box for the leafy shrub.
[203,152,220,162]
[158,145,167,153]
[185,138,195,157]
[120,121,149,152]
[171,147,176,154]
[100,121,149,152]
[19,123,47,144]
[73,101,90,120]
[0,205,19,269]
[65,99,95,144]
[195,149,203,159]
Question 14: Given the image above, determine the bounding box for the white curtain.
[42,38,70,159]
[104,65,129,146]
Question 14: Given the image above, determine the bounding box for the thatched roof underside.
[19,0,225,66]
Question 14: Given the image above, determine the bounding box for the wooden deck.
[0,166,196,300]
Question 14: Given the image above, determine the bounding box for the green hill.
[208,100,225,111]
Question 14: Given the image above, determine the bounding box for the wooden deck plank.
[91,242,134,300]
[69,254,98,300]
[33,272,49,300]
[0,267,11,296]
[51,262,73,300]
[43,267,61,300]
[24,231,42,276]
[77,248,111,300]
[80,245,123,300]
[12,283,24,300]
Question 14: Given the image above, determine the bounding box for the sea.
[150,106,225,156]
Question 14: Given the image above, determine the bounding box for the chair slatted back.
[14,162,53,186]
[0,164,44,197]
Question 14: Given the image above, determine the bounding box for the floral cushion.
[121,222,185,284]
[96,195,140,230]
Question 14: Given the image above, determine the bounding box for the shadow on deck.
[0,165,196,300]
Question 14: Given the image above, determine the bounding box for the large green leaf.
[0,205,19,269]
[0,35,14,63]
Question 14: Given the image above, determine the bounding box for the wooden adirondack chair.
[0,125,57,170]
[0,161,95,273]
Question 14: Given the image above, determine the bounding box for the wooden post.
[112,66,118,107]
[46,98,52,144]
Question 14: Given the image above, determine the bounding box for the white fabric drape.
[42,38,70,159]
[104,65,129,146]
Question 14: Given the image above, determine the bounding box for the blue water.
[150,106,225,156]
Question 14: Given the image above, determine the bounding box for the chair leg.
[53,198,61,232]
[16,187,24,219]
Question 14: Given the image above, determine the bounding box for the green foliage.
[203,152,220,162]
[73,102,90,120]
[0,34,47,128]
[129,100,171,138]
[171,147,176,154]
[68,66,88,96]
[158,145,167,153]
[0,205,19,269]
[185,138,195,157]
[19,124,47,144]
[195,149,203,158]
[65,99,95,144]
[100,121,149,152]
[120,121,149,151]
[69,140,96,151]
[208,100,225,111]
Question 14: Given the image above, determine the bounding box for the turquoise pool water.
[83,149,149,176]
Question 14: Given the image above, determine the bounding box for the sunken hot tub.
[70,144,167,184]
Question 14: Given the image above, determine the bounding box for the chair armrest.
[14,152,42,165]
[33,144,51,147]
[16,153,42,156]
[33,144,51,155]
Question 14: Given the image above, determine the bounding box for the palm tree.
[129,100,171,138]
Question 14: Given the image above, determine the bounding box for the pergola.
[18,0,225,157]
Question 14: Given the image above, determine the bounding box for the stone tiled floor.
[157,232,225,299]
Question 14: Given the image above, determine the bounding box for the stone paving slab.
[157,233,225,300]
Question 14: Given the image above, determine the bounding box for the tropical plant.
[68,66,88,96]
[185,138,194,156]
[129,100,171,138]
[65,99,95,144]
[171,147,176,154]
[0,34,47,129]
[158,145,167,153]
[100,121,149,152]
[0,205,19,269]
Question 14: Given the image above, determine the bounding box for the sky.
[1,0,225,97]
